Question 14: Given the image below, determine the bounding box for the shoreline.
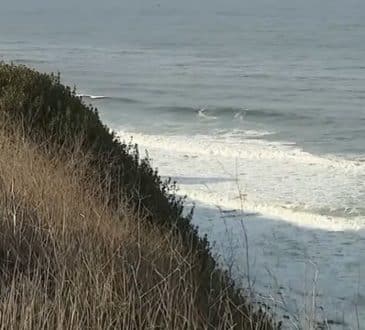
[118,130,365,329]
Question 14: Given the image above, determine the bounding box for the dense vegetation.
[0,63,275,329]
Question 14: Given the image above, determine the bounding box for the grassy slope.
[0,63,275,329]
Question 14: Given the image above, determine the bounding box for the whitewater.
[116,128,365,328]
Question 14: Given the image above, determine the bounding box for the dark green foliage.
[0,63,187,232]
[0,62,212,269]
[0,63,275,329]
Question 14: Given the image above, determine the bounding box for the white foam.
[234,110,247,121]
[119,129,365,172]
[181,188,365,232]
[221,128,275,138]
[117,129,365,231]
[197,108,217,120]
[77,93,107,99]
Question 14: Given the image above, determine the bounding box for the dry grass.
[0,126,274,329]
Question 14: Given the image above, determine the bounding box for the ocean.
[1,0,364,327]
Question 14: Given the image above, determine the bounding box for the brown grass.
[0,126,274,329]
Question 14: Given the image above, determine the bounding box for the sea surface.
[1,0,365,328]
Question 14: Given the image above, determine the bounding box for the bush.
[0,63,192,234]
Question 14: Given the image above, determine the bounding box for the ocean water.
[1,0,364,327]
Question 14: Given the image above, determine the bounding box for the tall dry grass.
[0,126,274,329]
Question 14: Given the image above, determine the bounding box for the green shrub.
[0,63,189,232]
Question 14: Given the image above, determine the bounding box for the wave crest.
[154,105,309,121]
[77,94,140,103]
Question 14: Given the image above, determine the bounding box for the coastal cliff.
[0,63,274,329]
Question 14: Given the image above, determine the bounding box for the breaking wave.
[77,93,140,103]
[153,105,309,121]
[116,129,365,233]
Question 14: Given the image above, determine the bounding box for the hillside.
[0,63,275,329]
